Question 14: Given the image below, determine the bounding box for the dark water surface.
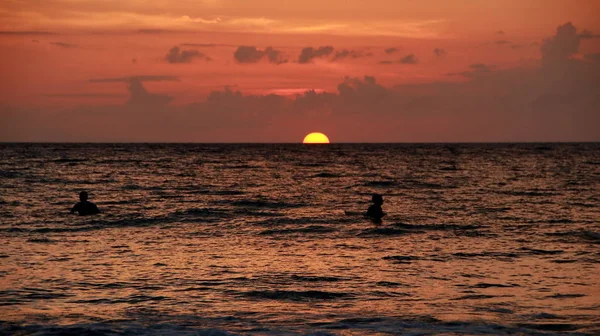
[1,143,599,335]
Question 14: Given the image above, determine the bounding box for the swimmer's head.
[79,191,88,201]
[372,194,383,205]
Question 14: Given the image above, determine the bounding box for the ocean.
[0,143,599,335]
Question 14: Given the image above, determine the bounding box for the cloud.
[298,46,334,63]
[469,63,493,72]
[126,79,173,106]
[400,54,418,64]
[2,22,598,143]
[136,29,180,34]
[448,63,494,78]
[384,47,399,54]
[234,46,263,63]
[264,47,286,64]
[0,30,56,35]
[541,22,580,66]
[379,54,419,65]
[332,49,372,61]
[165,46,210,63]
[89,75,180,83]
[233,46,287,64]
[584,53,600,61]
[578,29,600,39]
[433,48,446,56]
[336,76,389,107]
[87,75,175,106]
[180,43,221,47]
[45,93,124,98]
[50,42,78,48]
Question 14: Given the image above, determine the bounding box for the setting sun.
[303,132,330,144]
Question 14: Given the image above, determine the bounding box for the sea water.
[0,143,599,335]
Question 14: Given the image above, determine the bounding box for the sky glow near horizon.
[1,0,599,142]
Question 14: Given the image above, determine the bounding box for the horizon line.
[1,141,599,145]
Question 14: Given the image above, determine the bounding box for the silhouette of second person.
[366,194,386,222]
[70,191,100,216]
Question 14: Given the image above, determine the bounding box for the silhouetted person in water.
[366,194,386,223]
[70,191,100,216]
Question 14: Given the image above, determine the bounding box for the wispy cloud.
[89,76,180,83]
[180,43,224,47]
[45,93,124,98]
[0,8,446,38]
[380,54,418,65]
[50,41,78,48]
[0,30,57,35]
[448,63,494,78]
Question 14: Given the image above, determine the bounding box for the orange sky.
[1,0,599,142]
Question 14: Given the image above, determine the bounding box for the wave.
[2,317,593,336]
[546,293,586,299]
[0,288,73,306]
[499,190,558,197]
[0,170,25,178]
[451,294,499,300]
[312,172,343,178]
[382,255,420,263]
[222,164,262,169]
[259,225,336,235]
[519,247,563,255]
[174,207,231,218]
[122,184,163,191]
[241,289,352,301]
[232,209,285,218]
[469,283,520,288]
[545,230,600,243]
[26,237,55,243]
[358,227,416,236]
[403,180,449,189]
[392,223,481,231]
[517,323,582,332]
[16,215,177,233]
[290,275,344,282]
[0,323,238,336]
[363,180,397,187]
[252,216,352,227]
[229,199,305,209]
[296,162,328,167]
[52,158,87,163]
[452,252,520,259]
[70,294,168,304]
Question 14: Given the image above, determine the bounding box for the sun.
[303,132,330,144]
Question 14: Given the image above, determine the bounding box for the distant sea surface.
[1,143,599,335]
